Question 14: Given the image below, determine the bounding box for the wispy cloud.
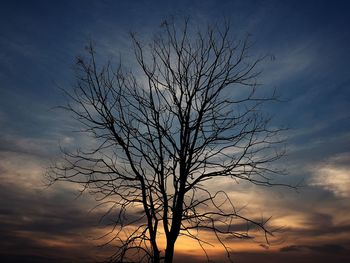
[280,244,347,254]
[310,153,350,198]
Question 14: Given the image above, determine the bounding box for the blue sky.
[1,1,350,262]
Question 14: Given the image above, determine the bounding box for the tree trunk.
[164,239,175,263]
[153,249,160,263]
[150,232,160,263]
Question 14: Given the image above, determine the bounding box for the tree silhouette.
[48,19,287,263]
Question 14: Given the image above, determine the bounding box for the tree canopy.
[48,19,286,263]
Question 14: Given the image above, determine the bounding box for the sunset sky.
[1,0,350,262]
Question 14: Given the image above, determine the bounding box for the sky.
[1,0,350,262]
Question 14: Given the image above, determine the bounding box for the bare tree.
[48,19,287,263]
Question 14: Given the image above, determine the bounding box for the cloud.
[0,139,112,262]
[310,153,350,197]
[261,42,315,87]
[280,244,347,254]
[0,142,153,262]
[0,181,103,262]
